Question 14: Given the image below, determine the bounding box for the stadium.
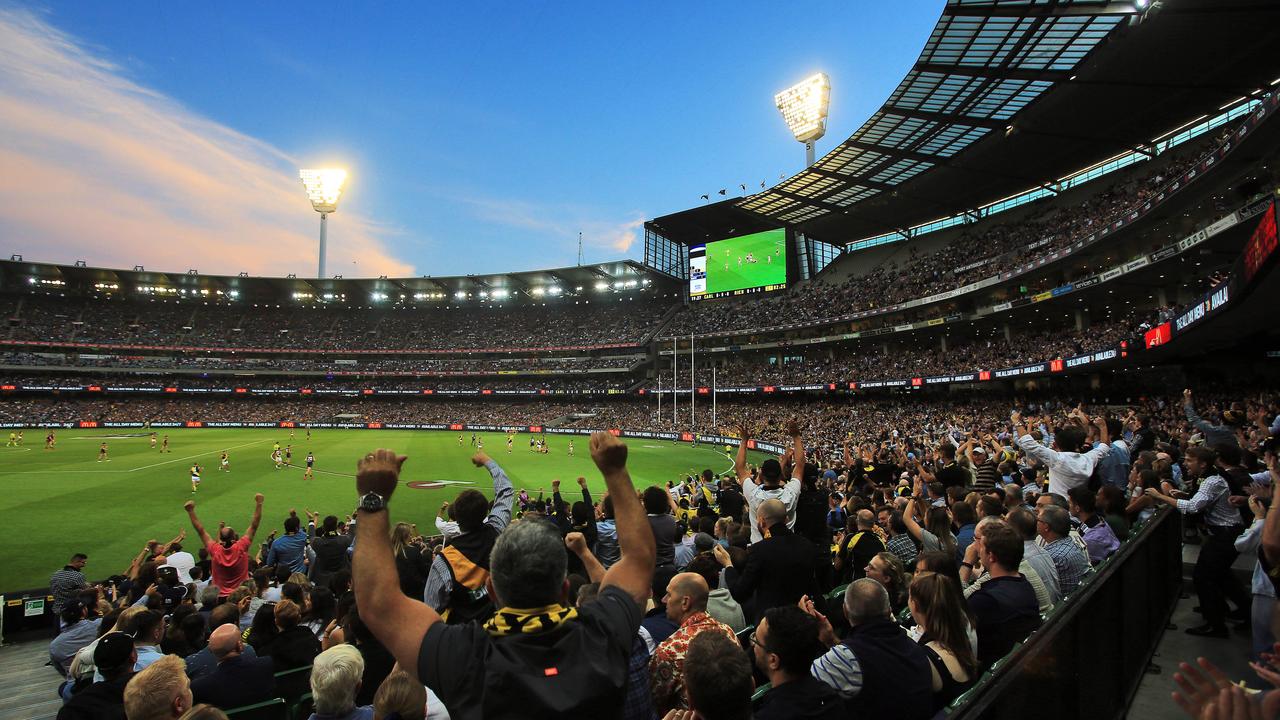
[3,1,1280,719]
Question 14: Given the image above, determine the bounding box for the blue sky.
[0,1,943,277]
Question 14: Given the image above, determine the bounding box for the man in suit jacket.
[190,623,277,709]
[717,499,821,624]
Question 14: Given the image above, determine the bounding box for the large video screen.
[689,228,787,301]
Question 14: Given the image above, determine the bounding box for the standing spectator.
[189,623,276,709]
[1146,445,1251,637]
[122,654,193,720]
[352,433,655,718]
[1067,486,1120,564]
[1234,495,1276,661]
[1093,418,1131,489]
[908,572,978,712]
[163,543,196,585]
[966,522,1042,668]
[885,511,919,571]
[718,477,746,523]
[266,514,310,574]
[1013,411,1111,497]
[1007,508,1061,606]
[751,606,844,720]
[833,510,886,585]
[422,451,514,624]
[643,486,679,571]
[184,494,264,596]
[718,499,820,625]
[969,445,1000,494]
[1037,504,1089,596]
[649,573,737,714]
[309,644,373,720]
[51,553,89,618]
[738,421,805,544]
[594,495,621,568]
[1183,388,1240,448]
[683,631,754,720]
[934,443,970,489]
[56,632,135,720]
[683,552,747,634]
[806,579,933,720]
[390,523,432,600]
[309,515,352,588]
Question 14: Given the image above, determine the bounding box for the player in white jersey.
[272,449,283,470]
[190,463,202,493]
[220,452,230,472]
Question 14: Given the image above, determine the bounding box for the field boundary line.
[129,439,273,472]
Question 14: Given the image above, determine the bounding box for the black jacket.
[190,654,277,709]
[260,625,320,671]
[753,675,846,720]
[725,524,821,624]
[57,673,132,720]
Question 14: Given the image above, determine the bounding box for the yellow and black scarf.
[483,603,579,637]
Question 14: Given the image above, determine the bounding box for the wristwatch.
[358,492,387,513]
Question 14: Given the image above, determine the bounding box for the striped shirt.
[811,644,863,698]
[1177,474,1241,528]
[1043,538,1090,596]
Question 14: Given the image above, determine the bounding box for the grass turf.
[0,428,770,592]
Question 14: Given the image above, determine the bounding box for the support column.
[940,335,948,353]
[1002,323,1012,343]
[1075,309,1086,332]
[1156,288,1168,308]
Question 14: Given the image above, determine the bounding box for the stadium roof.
[0,259,678,303]
[650,0,1280,245]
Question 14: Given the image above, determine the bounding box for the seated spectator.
[261,598,321,670]
[190,623,276,709]
[1037,504,1090,595]
[751,605,844,719]
[266,514,310,574]
[352,434,655,718]
[908,572,978,712]
[1068,486,1120,564]
[127,610,167,672]
[684,551,748,633]
[834,510,885,585]
[806,579,934,720]
[960,518,1052,614]
[864,552,909,615]
[123,654,194,720]
[186,603,260,680]
[56,632,135,720]
[309,644,373,720]
[649,572,737,714]
[719,499,820,625]
[1007,508,1062,606]
[682,630,754,720]
[178,706,230,720]
[51,600,101,675]
[372,670,426,720]
[966,522,1042,668]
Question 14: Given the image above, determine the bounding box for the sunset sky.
[0,2,941,278]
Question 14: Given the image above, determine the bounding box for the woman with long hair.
[303,586,337,640]
[390,522,432,600]
[864,551,910,614]
[904,495,959,559]
[910,571,979,711]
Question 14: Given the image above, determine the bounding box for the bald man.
[650,572,738,714]
[717,498,823,624]
[189,623,276,709]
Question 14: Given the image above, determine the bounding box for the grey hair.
[1039,504,1071,537]
[1042,493,1069,510]
[310,644,364,714]
[843,578,891,625]
[198,584,220,610]
[491,519,567,608]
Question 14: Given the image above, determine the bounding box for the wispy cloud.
[0,7,412,277]
[454,193,646,257]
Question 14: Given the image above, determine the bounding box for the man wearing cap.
[56,632,135,720]
[969,443,1001,495]
[190,623,277,709]
[736,419,806,544]
[50,600,100,675]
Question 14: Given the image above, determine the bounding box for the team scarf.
[483,603,579,637]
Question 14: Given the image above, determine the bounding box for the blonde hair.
[311,644,365,714]
[274,599,302,629]
[179,705,230,720]
[373,670,426,720]
[390,522,415,558]
[287,572,311,589]
[124,655,190,720]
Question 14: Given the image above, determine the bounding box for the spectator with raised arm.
[1013,410,1111,497]
[351,431,655,719]
[421,450,514,624]
[739,419,805,544]
[183,494,264,597]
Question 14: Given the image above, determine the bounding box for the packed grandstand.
[6,2,1280,720]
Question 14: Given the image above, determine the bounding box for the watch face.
[360,493,384,512]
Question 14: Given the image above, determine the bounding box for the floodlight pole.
[318,212,330,279]
[805,141,816,168]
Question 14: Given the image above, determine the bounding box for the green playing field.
[0,428,770,592]
[705,227,786,295]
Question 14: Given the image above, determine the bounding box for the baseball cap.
[971,446,987,455]
[693,533,716,553]
[760,459,782,481]
[94,632,134,671]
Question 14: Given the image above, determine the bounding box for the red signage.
[608,428,622,436]
[638,389,646,395]
[362,389,374,395]
[680,432,693,441]
[746,440,757,450]
[87,385,102,392]
[367,423,383,429]
[300,388,313,394]
[911,378,923,387]
[185,421,203,428]
[847,382,858,390]
[164,387,178,393]
[448,424,464,431]
[979,371,991,381]
[280,421,295,428]
[1143,322,1172,349]
[827,384,836,391]
[1244,202,1278,281]
[234,387,247,394]
[763,386,776,393]
[422,389,434,395]
[528,426,543,433]
[1050,359,1065,372]
[697,387,710,395]
[78,421,98,428]
[481,389,493,395]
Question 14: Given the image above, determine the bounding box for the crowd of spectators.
[34,382,1280,719]
[2,295,675,351]
[664,130,1231,339]
[0,352,645,374]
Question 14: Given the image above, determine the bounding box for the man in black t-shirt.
[351,433,656,720]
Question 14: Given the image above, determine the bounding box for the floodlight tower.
[775,73,831,167]
[299,169,348,278]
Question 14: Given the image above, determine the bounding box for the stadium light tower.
[299,169,348,278]
[775,73,831,167]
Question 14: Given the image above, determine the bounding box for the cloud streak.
[0,8,412,278]
[454,193,646,256]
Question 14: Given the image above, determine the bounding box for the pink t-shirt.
[206,536,252,595]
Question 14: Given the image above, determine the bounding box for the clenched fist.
[357,449,406,500]
[590,432,627,475]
